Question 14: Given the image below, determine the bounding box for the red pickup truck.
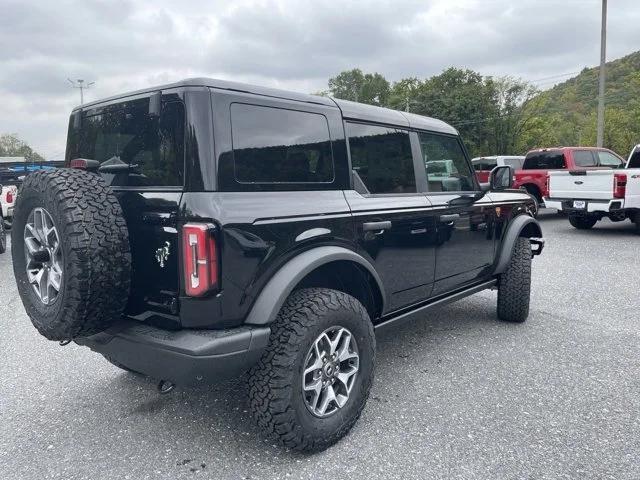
[514,147,625,204]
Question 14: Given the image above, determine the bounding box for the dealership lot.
[1,211,639,480]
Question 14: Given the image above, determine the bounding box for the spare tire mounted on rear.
[11,169,131,341]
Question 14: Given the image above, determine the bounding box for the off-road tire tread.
[247,288,375,452]
[497,237,531,323]
[12,169,131,340]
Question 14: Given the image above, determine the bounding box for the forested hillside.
[319,50,640,158]
[522,50,640,155]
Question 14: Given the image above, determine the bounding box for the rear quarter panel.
[178,191,357,327]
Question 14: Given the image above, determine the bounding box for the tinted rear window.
[523,152,566,169]
[230,103,334,184]
[70,98,185,187]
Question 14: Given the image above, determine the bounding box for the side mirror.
[490,165,514,190]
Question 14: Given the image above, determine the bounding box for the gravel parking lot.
[1,211,639,480]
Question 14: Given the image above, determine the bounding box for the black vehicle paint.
[64,78,542,385]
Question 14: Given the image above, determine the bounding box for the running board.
[374,279,497,333]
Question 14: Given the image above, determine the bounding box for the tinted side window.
[419,132,475,192]
[597,151,623,168]
[231,104,334,184]
[523,152,566,169]
[346,123,415,194]
[573,151,596,167]
[76,99,185,187]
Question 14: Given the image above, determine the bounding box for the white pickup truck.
[545,145,640,232]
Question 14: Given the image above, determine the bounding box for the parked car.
[0,170,21,228]
[545,144,640,232]
[514,147,625,206]
[11,78,544,452]
[472,156,525,183]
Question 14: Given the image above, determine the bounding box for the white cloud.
[0,0,638,158]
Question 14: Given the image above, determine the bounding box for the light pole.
[596,0,607,147]
[67,78,95,105]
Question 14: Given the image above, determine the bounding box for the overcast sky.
[1,0,639,159]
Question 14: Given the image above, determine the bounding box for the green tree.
[328,69,390,106]
[0,133,45,162]
[411,68,496,157]
[487,77,540,154]
[582,107,640,156]
[387,77,422,112]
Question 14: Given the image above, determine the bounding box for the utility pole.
[67,78,95,105]
[596,0,607,147]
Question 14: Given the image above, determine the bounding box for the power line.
[67,78,95,105]
[528,71,582,84]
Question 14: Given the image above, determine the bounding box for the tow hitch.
[530,237,545,257]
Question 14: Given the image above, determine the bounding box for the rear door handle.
[363,221,392,232]
[439,214,460,223]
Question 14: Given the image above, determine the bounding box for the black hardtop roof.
[74,77,457,135]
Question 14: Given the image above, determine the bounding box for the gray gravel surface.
[1,211,639,479]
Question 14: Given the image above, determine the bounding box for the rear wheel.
[497,237,531,323]
[248,288,375,452]
[568,214,597,230]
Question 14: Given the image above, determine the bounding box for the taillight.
[613,173,627,199]
[545,174,550,197]
[182,223,218,297]
[70,158,89,169]
[69,158,100,170]
[6,190,13,203]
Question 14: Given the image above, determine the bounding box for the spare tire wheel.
[11,169,131,341]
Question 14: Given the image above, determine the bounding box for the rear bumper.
[544,197,623,214]
[76,321,271,385]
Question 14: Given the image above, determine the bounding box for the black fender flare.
[494,215,543,275]
[245,246,385,325]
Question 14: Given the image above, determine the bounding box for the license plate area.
[573,200,586,209]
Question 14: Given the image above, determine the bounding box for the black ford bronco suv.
[12,78,544,452]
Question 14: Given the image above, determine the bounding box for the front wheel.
[497,237,532,323]
[568,214,597,230]
[248,288,375,452]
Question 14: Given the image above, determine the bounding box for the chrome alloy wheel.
[302,326,360,418]
[23,207,63,305]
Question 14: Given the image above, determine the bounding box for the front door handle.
[439,214,460,223]
[363,221,392,232]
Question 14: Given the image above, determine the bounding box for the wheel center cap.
[324,364,334,376]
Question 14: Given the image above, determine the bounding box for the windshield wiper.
[97,163,140,174]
